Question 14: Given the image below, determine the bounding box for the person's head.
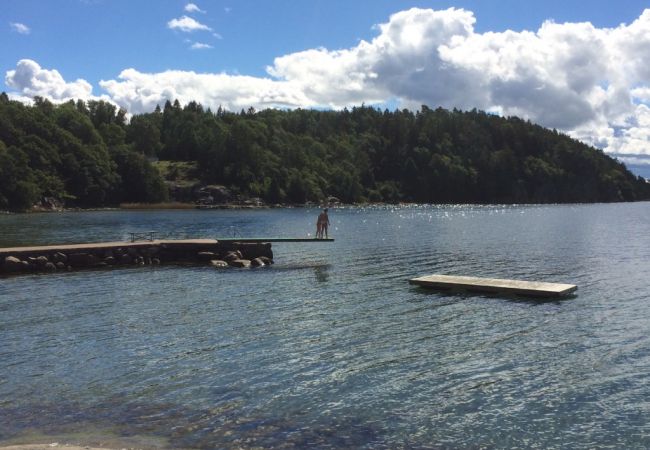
[324,208,328,213]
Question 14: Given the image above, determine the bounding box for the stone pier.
[0,239,274,275]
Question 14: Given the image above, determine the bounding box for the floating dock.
[409,274,577,298]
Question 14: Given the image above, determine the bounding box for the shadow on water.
[409,285,576,305]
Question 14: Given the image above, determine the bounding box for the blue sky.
[3,0,650,169]
[3,0,649,87]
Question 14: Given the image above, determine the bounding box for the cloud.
[10,22,30,34]
[167,15,211,33]
[7,8,650,163]
[98,68,312,113]
[184,3,205,14]
[5,59,93,100]
[4,59,117,108]
[190,42,213,50]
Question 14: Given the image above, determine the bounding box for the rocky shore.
[0,240,273,276]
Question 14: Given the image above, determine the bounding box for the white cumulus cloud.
[167,15,211,33]
[5,59,93,100]
[184,3,205,14]
[98,68,312,113]
[10,22,30,34]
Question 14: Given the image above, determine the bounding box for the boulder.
[35,256,49,266]
[251,257,266,267]
[258,256,274,265]
[210,259,229,268]
[68,253,99,267]
[237,243,273,259]
[104,256,116,265]
[3,256,24,272]
[229,259,251,268]
[55,262,66,270]
[224,251,242,262]
[44,262,57,272]
[52,252,68,263]
[152,258,161,265]
[197,251,217,261]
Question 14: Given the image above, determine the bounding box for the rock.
[229,259,251,268]
[21,261,30,270]
[103,249,114,259]
[120,254,132,264]
[197,251,217,261]
[52,252,68,263]
[104,256,116,265]
[44,262,57,272]
[136,256,144,265]
[224,251,242,262]
[35,256,49,266]
[68,253,99,267]
[237,242,273,259]
[251,257,266,267]
[152,258,161,265]
[210,259,228,268]
[195,184,232,205]
[55,262,66,270]
[3,256,24,272]
[258,256,274,265]
[145,257,152,265]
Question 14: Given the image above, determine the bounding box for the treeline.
[1,92,649,211]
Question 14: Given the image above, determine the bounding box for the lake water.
[1,203,650,449]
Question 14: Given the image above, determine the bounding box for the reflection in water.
[313,264,330,283]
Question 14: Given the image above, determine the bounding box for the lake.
[1,203,650,449]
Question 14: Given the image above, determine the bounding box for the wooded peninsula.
[1,92,648,211]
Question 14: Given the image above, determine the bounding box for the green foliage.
[0,96,168,210]
[1,93,648,211]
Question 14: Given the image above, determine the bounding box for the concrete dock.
[0,237,333,275]
[409,274,577,298]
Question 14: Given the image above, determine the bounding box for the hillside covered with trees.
[1,92,648,211]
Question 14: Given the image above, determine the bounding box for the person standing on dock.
[317,208,330,239]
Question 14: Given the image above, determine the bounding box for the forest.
[1,92,649,211]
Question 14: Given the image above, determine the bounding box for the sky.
[3,0,650,175]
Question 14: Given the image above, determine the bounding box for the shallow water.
[1,204,650,448]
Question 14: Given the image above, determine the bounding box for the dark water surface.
[1,204,650,449]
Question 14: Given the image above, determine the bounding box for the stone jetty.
[0,239,274,276]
